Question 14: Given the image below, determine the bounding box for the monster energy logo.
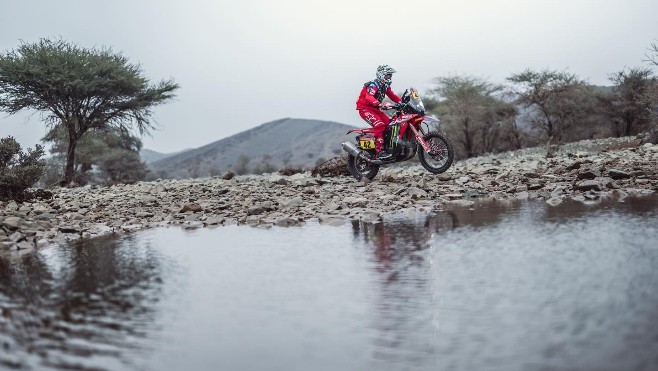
[390,124,399,147]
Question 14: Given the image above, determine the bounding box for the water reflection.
[0,235,167,370]
[544,194,658,221]
[349,195,658,370]
[0,195,656,371]
[350,218,430,367]
[350,198,530,286]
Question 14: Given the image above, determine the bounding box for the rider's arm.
[386,87,402,103]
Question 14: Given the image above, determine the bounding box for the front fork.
[408,124,430,152]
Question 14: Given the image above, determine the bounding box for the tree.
[98,148,148,184]
[605,67,658,137]
[645,41,658,67]
[429,75,517,158]
[642,41,658,144]
[0,38,178,184]
[233,154,250,175]
[507,69,588,142]
[0,136,45,200]
[42,125,149,184]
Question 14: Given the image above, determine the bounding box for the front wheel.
[347,153,380,181]
[418,132,454,174]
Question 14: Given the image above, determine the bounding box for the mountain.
[140,148,193,164]
[147,118,359,179]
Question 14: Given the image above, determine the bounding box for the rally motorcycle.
[342,87,454,181]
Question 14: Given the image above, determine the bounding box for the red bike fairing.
[391,114,421,138]
[355,81,401,152]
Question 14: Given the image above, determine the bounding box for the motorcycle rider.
[356,64,402,159]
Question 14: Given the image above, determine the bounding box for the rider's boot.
[376,138,393,160]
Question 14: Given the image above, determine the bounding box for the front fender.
[422,115,441,128]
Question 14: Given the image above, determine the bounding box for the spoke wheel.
[347,153,380,181]
[418,132,454,174]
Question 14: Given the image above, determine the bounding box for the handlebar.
[381,103,405,110]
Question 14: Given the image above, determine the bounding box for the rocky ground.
[1,137,657,252]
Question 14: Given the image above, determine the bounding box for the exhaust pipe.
[341,141,363,158]
[342,141,381,164]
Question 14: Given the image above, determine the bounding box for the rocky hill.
[147,118,358,179]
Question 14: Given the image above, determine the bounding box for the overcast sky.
[1,0,657,153]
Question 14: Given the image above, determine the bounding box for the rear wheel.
[418,132,454,174]
[347,153,380,181]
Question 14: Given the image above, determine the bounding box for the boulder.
[575,180,602,192]
[607,169,631,179]
[268,175,290,185]
[59,226,80,234]
[5,201,19,211]
[180,203,203,213]
[344,197,369,207]
[546,197,563,206]
[360,210,382,223]
[406,187,428,200]
[1,216,22,231]
[318,214,347,226]
[151,184,168,193]
[247,202,275,216]
[279,197,304,209]
[437,173,453,181]
[275,217,301,227]
[577,169,599,180]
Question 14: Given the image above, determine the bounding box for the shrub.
[0,136,46,201]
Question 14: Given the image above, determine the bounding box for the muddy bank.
[1,138,657,252]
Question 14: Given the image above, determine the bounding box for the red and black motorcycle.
[342,87,454,181]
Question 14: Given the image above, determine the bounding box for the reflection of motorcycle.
[342,87,454,181]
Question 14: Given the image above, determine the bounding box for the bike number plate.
[359,139,375,149]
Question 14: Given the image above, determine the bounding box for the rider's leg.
[358,108,391,153]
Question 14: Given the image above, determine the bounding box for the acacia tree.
[507,69,588,142]
[605,67,657,137]
[430,75,516,158]
[0,38,178,184]
[645,41,658,67]
[641,41,658,144]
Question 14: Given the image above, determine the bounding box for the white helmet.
[376,64,396,84]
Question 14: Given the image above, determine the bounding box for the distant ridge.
[140,148,193,164]
[146,118,358,179]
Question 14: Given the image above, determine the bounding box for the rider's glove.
[380,102,393,110]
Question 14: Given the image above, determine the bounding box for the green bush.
[0,136,46,200]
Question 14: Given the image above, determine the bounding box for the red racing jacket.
[356,80,401,110]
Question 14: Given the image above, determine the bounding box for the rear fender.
[347,128,374,135]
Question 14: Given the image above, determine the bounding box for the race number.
[359,139,375,149]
